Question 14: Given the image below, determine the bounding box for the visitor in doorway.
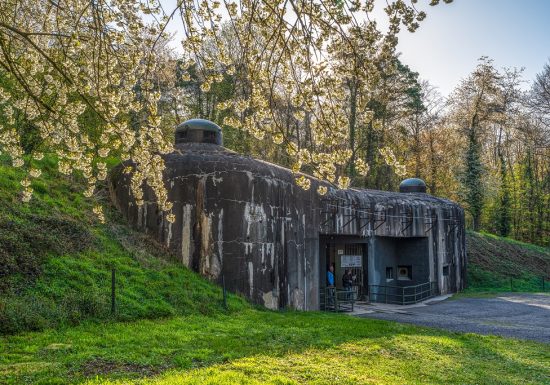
[326,264,336,308]
[327,264,335,287]
[343,269,354,299]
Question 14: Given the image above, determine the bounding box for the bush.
[0,211,92,292]
[0,288,110,334]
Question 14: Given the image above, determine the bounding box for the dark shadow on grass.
[2,309,549,385]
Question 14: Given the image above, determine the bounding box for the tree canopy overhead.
[0,0,451,221]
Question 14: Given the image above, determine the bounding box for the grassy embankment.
[466,231,549,293]
[1,156,549,384]
[0,155,248,335]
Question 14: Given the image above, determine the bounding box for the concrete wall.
[110,141,466,309]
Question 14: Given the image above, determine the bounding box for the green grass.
[465,231,550,293]
[476,231,550,254]
[0,156,248,334]
[1,310,549,385]
[1,156,549,384]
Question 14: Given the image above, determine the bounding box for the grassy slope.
[0,157,247,334]
[1,157,549,384]
[466,231,550,292]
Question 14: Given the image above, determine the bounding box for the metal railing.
[368,281,437,305]
[320,286,358,312]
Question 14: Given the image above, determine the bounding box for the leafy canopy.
[0,0,451,220]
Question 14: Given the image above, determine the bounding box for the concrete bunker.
[110,119,466,310]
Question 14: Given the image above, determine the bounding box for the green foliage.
[176,59,271,160]
[359,60,425,191]
[461,129,485,231]
[0,155,93,293]
[517,150,549,246]
[177,62,236,121]
[496,152,511,237]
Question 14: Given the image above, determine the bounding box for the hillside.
[0,156,248,335]
[466,231,550,292]
[1,157,549,384]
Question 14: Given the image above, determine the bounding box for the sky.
[395,0,550,96]
[159,0,550,97]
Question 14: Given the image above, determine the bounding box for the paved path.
[356,293,550,343]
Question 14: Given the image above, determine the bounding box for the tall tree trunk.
[428,132,437,195]
[414,115,421,177]
[463,119,484,232]
[496,126,511,237]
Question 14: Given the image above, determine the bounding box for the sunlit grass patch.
[2,310,549,385]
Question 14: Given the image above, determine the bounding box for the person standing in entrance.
[343,269,354,299]
[326,264,336,308]
[327,264,335,287]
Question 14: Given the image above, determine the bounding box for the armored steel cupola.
[175,118,223,146]
[399,178,427,193]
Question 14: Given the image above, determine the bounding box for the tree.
[463,126,485,231]
[530,60,550,122]
[520,62,550,244]
[0,0,173,222]
[0,0,452,217]
[492,68,523,237]
[401,79,448,193]
[448,57,500,231]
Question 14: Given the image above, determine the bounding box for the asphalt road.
[357,293,550,343]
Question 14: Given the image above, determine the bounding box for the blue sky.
[160,0,550,97]
[396,0,550,96]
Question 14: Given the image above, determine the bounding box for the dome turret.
[399,178,427,193]
[175,119,222,145]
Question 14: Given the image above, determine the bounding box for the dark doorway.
[320,237,368,301]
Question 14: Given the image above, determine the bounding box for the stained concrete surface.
[356,293,550,343]
[111,140,466,310]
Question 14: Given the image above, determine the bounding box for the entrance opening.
[373,236,429,287]
[319,237,368,309]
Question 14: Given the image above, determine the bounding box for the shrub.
[0,211,92,292]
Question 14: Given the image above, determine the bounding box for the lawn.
[1,309,549,385]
